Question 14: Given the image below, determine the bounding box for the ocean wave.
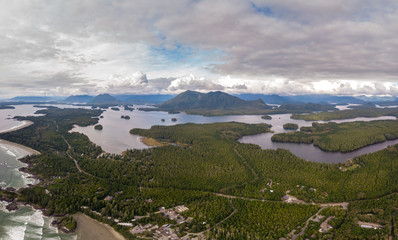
[24,210,45,239]
[3,213,31,240]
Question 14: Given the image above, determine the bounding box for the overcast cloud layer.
[1,0,398,97]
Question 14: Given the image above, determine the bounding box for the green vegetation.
[272,120,398,152]
[171,118,177,122]
[334,193,398,239]
[2,106,398,239]
[157,90,271,111]
[0,105,15,109]
[94,124,103,130]
[292,108,398,121]
[210,199,319,239]
[302,206,346,239]
[58,216,77,232]
[283,123,299,130]
[261,115,272,120]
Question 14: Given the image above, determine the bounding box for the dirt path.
[188,199,237,239]
[290,208,323,240]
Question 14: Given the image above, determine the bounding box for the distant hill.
[235,94,292,104]
[9,96,64,102]
[88,94,120,104]
[285,94,365,104]
[157,90,271,111]
[348,102,377,109]
[63,95,94,103]
[114,94,175,104]
[356,95,396,102]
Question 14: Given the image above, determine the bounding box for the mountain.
[356,95,396,102]
[9,96,64,102]
[113,94,175,104]
[235,94,292,104]
[285,94,364,104]
[63,95,94,103]
[88,94,120,104]
[157,90,271,110]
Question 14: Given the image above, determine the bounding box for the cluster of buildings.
[129,205,191,238]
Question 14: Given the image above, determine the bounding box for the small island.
[110,107,120,111]
[121,115,130,120]
[94,124,103,130]
[261,115,272,120]
[171,118,177,122]
[161,119,165,122]
[283,123,299,130]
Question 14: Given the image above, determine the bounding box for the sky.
[1,0,398,97]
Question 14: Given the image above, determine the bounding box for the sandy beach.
[0,118,126,240]
[0,139,40,156]
[0,120,34,134]
[74,213,125,240]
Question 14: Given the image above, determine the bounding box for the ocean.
[0,106,77,240]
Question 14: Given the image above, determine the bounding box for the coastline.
[0,139,40,156]
[0,120,34,134]
[74,212,125,240]
[0,120,127,240]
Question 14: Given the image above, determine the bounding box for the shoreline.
[74,212,125,240]
[0,120,34,134]
[0,138,40,156]
[0,120,127,240]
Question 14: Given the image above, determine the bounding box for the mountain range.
[157,90,271,111]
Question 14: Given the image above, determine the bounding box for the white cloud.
[107,71,148,88]
[167,74,224,92]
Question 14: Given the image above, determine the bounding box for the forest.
[0,107,398,239]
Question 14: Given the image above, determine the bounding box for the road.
[54,120,92,176]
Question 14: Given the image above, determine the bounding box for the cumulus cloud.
[167,74,224,92]
[107,71,148,88]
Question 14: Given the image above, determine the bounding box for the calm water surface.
[71,105,398,163]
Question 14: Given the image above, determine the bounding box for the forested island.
[139,90,337,116]
[292,108,398,121]
[283,123,299,130]
[272,120,398,152]
[0,107,397,239]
